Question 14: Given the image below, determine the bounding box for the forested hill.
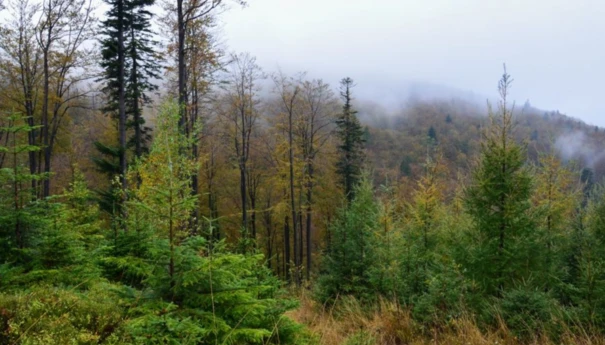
[3,0,605,341]
[359,97,605,193]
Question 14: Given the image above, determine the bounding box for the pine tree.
[464,68,537,297]
[335,77,365,203]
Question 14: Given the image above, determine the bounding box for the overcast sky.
[221,0,605,126]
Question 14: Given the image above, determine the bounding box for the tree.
[161,1,242,227]
[100,0,158,168]
[335,77,365,203]
[272,72,303,285]
[297,79,337,280]
[0,0,42,194]
[464,68,537,297]
[124,0,160,158]
[98,0,159,226]
[532,153,579,288]
[100,0,127,194]
[37,0,95,197]
[218,53,263,236]
[316,176,378,302]
[0,0,94,198]
[0,113,45,257]
[427,125,437,143]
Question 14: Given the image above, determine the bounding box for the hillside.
[359,98,605,194]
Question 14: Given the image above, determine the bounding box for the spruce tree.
[335,77,365,203]
[124,0,159,158]
[99,0,158,156]
[464,69,537,297]
[99,0,127,193]
[0,113,47,262]
[316,177,379,302]
[97,0,159,220]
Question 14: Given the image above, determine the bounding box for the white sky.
[221,0,605,125]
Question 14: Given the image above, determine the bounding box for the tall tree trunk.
[305,164,313,281]
[206,152,220,240]
[130,22,142,159]
[240,164,247,232]
[288,107,299,286]
[284,214,291,283]
[117,0,127,193]
[41,14,50,198]
[177,0,186,129]
[190,87,199,231]
[250,189,257,240]
[13,133,22,249]
[25,105,37,196]
[264,199,273,269]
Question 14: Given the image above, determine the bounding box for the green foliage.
[344,331,375,345]
[114,101,301,344]
[316,177,379,303]
[336,77,366,202]
[0,284,128,344]
[99,0,158,154]
[0,113,48,261]
[0,102,304,344]
[463,71,538,297]
[410,259,467,325]
[499,286,556,338]
[125,237,301,344]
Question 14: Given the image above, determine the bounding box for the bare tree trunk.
[305,164,313,280]
[284,214,291,283]
[288,106,299,287]
[41,6,50,197]
[240,161,247,232]
[12,132,22,248]
[177,0,186,129]
[263,198,273,269]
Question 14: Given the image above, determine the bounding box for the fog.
[221,0,605,126]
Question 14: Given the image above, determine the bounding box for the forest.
[2,0,605,344]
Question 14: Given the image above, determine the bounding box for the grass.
[286,292,605,345]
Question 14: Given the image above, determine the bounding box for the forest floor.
[287,292,605,345]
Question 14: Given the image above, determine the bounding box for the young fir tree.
[0,113,47,263]
[464,69,537,297]
[532,153,579,290]
[572,186,605,327]
[120,101,303,344]
[335,77,365,203]
[316,176,379,303]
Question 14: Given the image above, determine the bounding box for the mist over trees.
[1,1,605,344]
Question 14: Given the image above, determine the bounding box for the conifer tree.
[0,113,46,261]
[532,153,579,289]
[124,0,159,158]
[335,77,365,203]
[316,176,379,302]
[97,0,159,221]
[464,68,537,297]
[99,0,127,192]
[98,0,159,163]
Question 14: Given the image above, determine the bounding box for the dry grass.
[287,292,605,345]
